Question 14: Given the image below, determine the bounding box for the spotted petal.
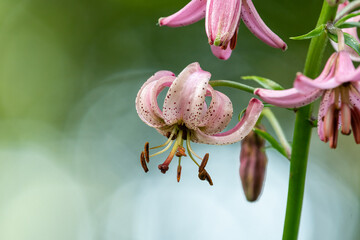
[136,71,175,128]
[349,83,360,110]
[159,0,207,27]
[241,0,287,50]
[317,90,335,142]
[163,62,211,129]
[192,98,263,145]
[254,87,323,108]
[198,88,233,134]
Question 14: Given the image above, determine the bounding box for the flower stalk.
[282,1,338,239]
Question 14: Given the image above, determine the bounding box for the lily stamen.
[144,142,150,163]
[177,164,182,182]
[140,152,149,173]
[186,131,202,160]
[150,127,177,150]
[340,86,351,135]
[186,135,200,167]
[199,153,209,172]
[149,140,174,158]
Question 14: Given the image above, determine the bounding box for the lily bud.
[239,126,267,202]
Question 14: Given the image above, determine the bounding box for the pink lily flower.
[255,51,360,148]
[158,0,287,60]
[331,1,360,61]
[136,62,263,183]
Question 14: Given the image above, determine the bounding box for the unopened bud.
[240,126,267,202]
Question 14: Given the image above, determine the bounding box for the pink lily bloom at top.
[255,51,360,148]
[331,1,360,61]
[136,62,263,184]
[159,0,287,60]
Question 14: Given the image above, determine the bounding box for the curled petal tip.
[249,97,263,106]
[210,45,232,60]
[253,88,261,96]
[282,43,288,51]
[158,17,165,26]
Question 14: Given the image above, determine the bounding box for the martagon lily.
[136,62,264,184]
[159,0,287,60]
[255,50,360,148]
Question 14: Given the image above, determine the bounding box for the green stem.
[209,80,255,94]
[282,1,338,240]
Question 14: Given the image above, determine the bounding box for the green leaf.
[253,128,290,160]
[338,21,360,29]
[328,32,360,56]
[335,12,360,26]
[242,76,284,90]
[290,24,326,40]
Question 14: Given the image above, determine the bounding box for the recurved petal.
[191,98,263,145]
[254,87,323,108]
[335,51,356,83]
[349,83,360,110]
[136,71,175,128]
[198,89,233,135]
[317,90,335,142]
[294,73,341,92]
[205,0,242,46]
[159,0,207,27]
[163,62,211,129]
[210,45,233,60]
[241,0,287,50]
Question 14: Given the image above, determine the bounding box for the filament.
[150,140,174,158]
[150,127,177,150]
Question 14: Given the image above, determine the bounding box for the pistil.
[158,130,184,173]
[340,86,351,135]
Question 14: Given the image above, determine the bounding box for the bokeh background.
[0,0,359,239]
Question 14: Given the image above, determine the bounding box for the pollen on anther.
[140,151,149,173]
[144,142,150,163]
[177,165,182,182]
[199,153,209,172]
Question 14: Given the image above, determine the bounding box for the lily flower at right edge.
[255,50,360,148]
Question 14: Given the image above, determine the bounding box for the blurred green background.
[0,0,358,239]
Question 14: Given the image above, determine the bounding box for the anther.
[351,107,360,144]
[140,151,149,173]
[221,43,228,50]
[198,170,207,180]
[199,153,209,172]
[198,169,213,186]
[341,104,351,135]
[329,108,340,149]
[144,142,150,163]
[205,172,213,186]
[230,30,238,50]
[177,165,182,182]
